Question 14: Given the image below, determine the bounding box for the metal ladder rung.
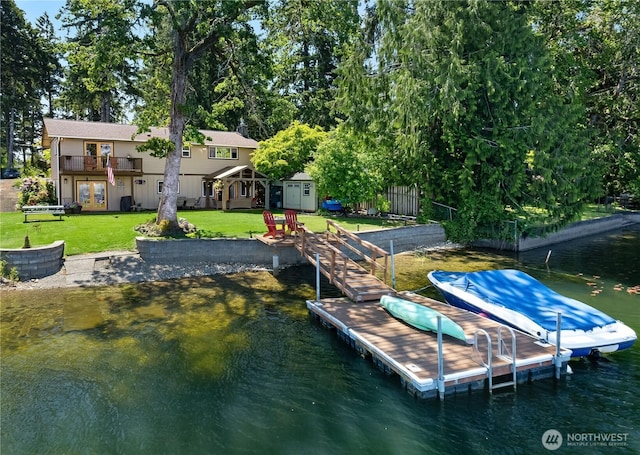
[474,325,518,392]
[492,381,516,390]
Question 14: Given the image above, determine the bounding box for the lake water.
[1,225,639,454]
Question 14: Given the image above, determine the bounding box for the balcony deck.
[60,156,143,175]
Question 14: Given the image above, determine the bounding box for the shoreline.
[2,213,638,292]
[0,241,461,292]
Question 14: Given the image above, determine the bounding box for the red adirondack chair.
[263,210,285,238]
[284,209,304,235]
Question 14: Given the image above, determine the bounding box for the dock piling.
[315,252,321,302]
[555,312,563,379]
[437,316,445,400]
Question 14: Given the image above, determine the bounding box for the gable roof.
[42,118,259,149]
[285,172,312,181]
[203,165,268,180]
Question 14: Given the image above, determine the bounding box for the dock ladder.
[473,325,518,392]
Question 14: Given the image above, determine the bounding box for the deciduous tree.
[306,124,383,209]
[252,121,326,181]
[139,0,263,232]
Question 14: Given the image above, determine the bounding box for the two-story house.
[43,118,270,212]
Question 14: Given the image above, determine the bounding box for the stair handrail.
[473,329,493,390]
[498,325,517,390]
[325,220,389,282]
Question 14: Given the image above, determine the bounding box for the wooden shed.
[282,172,318,212]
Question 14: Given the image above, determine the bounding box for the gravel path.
[0,178,19,212]
[1,250,269,291]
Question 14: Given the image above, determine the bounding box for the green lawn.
[0,209,393,256]
[1,204,628,257]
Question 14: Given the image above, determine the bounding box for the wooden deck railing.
[60,155,143,174]
[295,227,350,286]
[325,219,389,283]
[293,223,393,301]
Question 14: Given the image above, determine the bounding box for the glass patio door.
[77,181,107,211]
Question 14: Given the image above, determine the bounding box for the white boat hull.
[428,270,637,357]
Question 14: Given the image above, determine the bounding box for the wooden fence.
[360,185,421,217]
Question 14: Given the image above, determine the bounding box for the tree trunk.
[156,37,189,231]
[7,108,15,170]
[100,92,111,123]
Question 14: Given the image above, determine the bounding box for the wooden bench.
[22,205,65,222]
[226,198,253,209]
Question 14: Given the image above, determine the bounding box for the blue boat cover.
[432,269,615,332]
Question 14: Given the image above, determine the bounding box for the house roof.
[205,165,248,180]
[42,118,259,149]
[203,165,269,181]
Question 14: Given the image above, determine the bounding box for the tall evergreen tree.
[35,13,64,119]
[337,0,597,241]
[1,0,52,170]
[263,0,360,130]
[57,0,141,122]
[532,0,639,198]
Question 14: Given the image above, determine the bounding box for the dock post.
[272,254,280,276]
[555,312,562,379]
[437,316,445,400]
[390,240,396,289]
[315,252,321,302]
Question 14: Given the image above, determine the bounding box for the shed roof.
[285,172,313,181]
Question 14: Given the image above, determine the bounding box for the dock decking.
[308,293,571,398]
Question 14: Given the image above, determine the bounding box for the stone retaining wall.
[0,241,65,279]
[136,237,308,266]
[136,224,447,266]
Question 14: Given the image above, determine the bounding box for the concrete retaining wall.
[475,213,640,251]
[136,237,308,266]
[137,224,447,266]
[343,223,446,258]
[0,240,65,279]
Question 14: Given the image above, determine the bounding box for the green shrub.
[17,177,57,208]
[0,260,20,283]
[8,267,19,283]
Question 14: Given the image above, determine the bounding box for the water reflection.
[1,226,639,454]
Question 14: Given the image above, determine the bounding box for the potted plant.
[64,201,83,214]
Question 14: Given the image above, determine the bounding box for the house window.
[202,181,214,197]
[157,180,180,194]
[85,141,114,157]
[303,183,311,196]
[208,146,238,159]
[182,144,191,158]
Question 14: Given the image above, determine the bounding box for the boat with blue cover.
[379,295,470,343]
[321,199,343,211]
[427,269,637,357]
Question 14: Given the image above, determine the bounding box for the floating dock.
[308,292,571,399]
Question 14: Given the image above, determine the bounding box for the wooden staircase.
[294,220,394,302]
